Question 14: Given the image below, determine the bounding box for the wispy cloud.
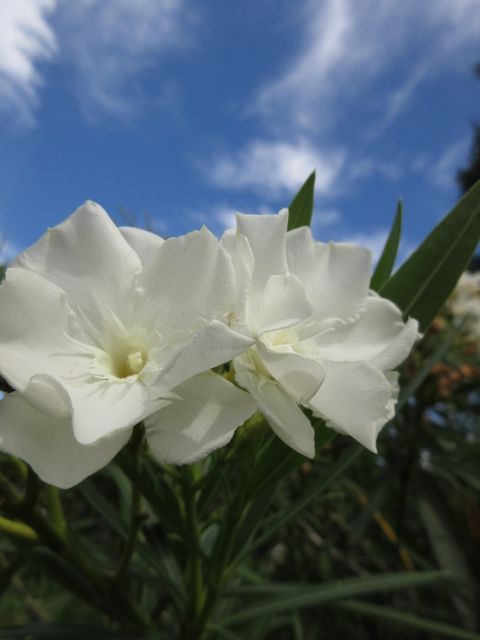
[55,0,192,121]
[413,139,471,190]
[0,0,58,127]
[0,0,191,126]
[209,139,345,198]
[254,0,480,135]
[206,1,478,202]
[313,208,341,227]
[428,139,471,190]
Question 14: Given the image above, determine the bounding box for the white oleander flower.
[222,210,419,457]
[447,271,480,340]
[0,202,255,488]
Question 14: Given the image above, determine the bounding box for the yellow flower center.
[115,349,147,378]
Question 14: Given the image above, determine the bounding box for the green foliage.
[381,180,480,330]
[221,571,449,625]
[370,201,402,291]
[287,171,316,230]
[336,600,480,640]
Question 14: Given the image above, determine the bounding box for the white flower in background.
[223,210,419,457]
[0,203,255,488]
[447,271,480,339]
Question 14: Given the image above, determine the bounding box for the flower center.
[260,327,299,353]
[115,348,147,378]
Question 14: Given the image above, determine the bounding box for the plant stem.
[45,486,66,536]
[182,465,205,628]
[116,477,142,582]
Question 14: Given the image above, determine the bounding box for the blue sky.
[0,0,479,263]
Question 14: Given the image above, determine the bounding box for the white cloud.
[0,0,191,125]
[428,139,471,190]
[55,0,191,121]
[254,0,480,134]
[209,139,345,198]
[348,158,402,182]
[207,0,478,200]
[313,208,341,228]
[0,0,58,126]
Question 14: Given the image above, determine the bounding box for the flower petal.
[220,229,254,324]
[145,372,256,464]
[153,320,253,393]
[137,227,236,335]
[256,344,325,404]
[22,374,71,419]
[236,211,288,294]
[252,274,313,334]
[0,268,88,392]
[308,296,419,369]
[0,392,131,488]
[68,378,157,445]
[14,201,142,332]
[286,227,371,323]
[236,370,315,457]
[308,361,395,452]
[119,226,164,268]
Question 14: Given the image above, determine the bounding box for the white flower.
[0,202,256,488]
[447,271,480,339]
[222,210,419,457]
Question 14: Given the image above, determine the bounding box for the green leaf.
[336,600,480,640]
[287,171,316,230]
[79,476,186,607]
[417,475,477,629]
[380,180,480,331]
[247,420,335,498]
[207,625,245,640]
[370,201,402,291]
[221,570,449,625]
[78,479,128,538]
[30,548,98,605]
[242,444,362,557]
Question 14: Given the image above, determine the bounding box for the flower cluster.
[0,203,418,488]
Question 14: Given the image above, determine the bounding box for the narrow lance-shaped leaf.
[335,600,480,640]
[370,200,402,291]
[221,570,449,625]
[239,444,362,558]
[417,475,477,630]
[287,171,316,230]
[380,180,480,331]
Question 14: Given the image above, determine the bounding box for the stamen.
[126,350,146,375]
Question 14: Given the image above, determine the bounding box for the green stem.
[182,466,204,624]
[116,479,142,582]
[22,467,41,509]
[197,474,252,637]
[116,423,145,582]
[45,486,66,536]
